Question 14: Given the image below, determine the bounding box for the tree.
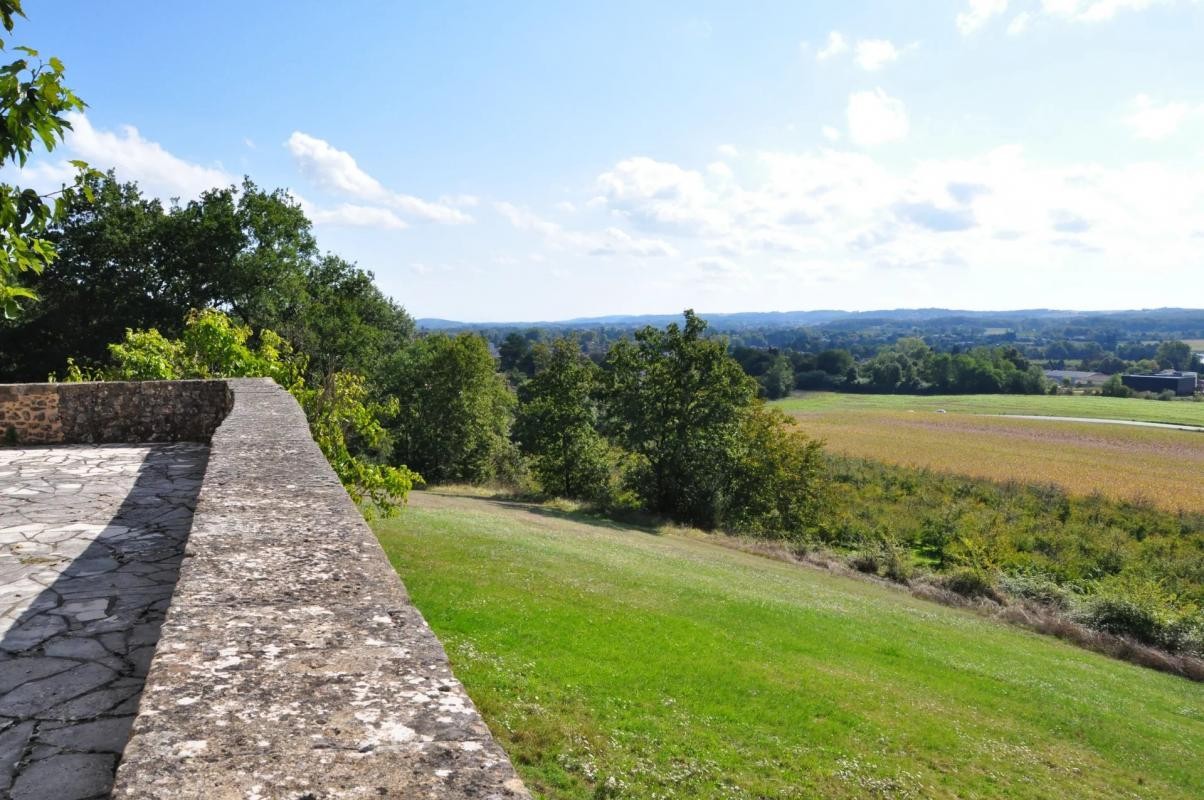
[723,404,826,539]
[387,333,517,484]
[498,331,538,379]
[760,354,795,400]
[514,337,611,499]
[1100,374,1133,398]
[0,0,97,317]
[601,310,757,528]
[70,309,420,515]
[0,173,414,383]
[816,348,853,376]
[1155,340,1192,371]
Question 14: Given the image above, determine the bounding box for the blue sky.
[12,0,1204,320]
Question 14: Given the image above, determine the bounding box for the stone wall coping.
[98,378,530,798]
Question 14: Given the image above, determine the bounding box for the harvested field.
[782,407,1204,511]
[775,392,1204,426]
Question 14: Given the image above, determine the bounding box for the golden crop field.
[786,408,1204,511]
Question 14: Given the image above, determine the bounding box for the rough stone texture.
[0,381,232,446]
[112,379,530,799]
[0,443,206,799]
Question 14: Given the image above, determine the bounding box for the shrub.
[940,567,999,601]
[1157,389,1177,401]
[999,571,1073,610]
[850,532,913,583]
[1099,374,1133,398]
[1074,576,1203,654]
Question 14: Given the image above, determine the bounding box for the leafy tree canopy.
[386,332,517,485]
[601,310,758,528]
[0,172,413,382]
[514,337,611,500]
[0,0,98,318]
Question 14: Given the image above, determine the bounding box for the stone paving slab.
[0,443,206,800]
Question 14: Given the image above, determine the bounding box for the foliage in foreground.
[67,309,420,515]
[376,498,1204,800]
[0,0,97,317]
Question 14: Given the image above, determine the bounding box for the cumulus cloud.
[1125,94,1196,140]
[5,112,234,200]
[854,39,901,71]
[846,89,909,147]
[1041,0,1177,23]
[575,141,1204,299]
[590,227,679,258]
[304,203,410,230]
[894,202,977,232]
[595,156,730,234]
[1050,209,1091,233]
[957,0,1009,34]
[822,126,842,142]
[816,34,909,71]
[816,31,849,61]
[286,132,471,224]
[1007,11,1034,32]
[494,201,678,258]
[998,0,1186,32]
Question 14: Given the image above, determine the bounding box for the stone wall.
[0,381,232,445]
[108,379,530,799]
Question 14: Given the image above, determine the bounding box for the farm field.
[774,392,1204,426]
[375,492,1204,800]
[775,394,1204,510]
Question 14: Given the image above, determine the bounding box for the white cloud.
[493,141,1204,313]
[596,156,731,234]
[822,126,842,142]
[957,0,1009,34]
[1007,11,1033,33]
[816,31,849,61]
[590,227,679,258]
[306,203,410,230]
[1125,94,1195,140]
[707,161,734,179]
[286,131,470,224]
[816,34,909,71]
[7,112,234,200]
[1041,0,1173,22]
[854,39,901,71]
[716,144,740,158]
[494,201,677,258]
[847,89,910,147]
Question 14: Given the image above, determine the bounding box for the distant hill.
[418,307,1204,333]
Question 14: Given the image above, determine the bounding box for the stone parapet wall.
[0,381,232,444]
[110,379,530,798]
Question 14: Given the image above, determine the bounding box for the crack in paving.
[0,444,206,800]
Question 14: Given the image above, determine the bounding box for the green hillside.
[374,493,1204,800]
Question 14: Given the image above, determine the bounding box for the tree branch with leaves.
[0,0,99,317]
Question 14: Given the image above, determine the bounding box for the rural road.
[988,414,1204,433]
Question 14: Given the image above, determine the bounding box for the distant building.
[1044,369,1110,386]
[1121,372,1196,396]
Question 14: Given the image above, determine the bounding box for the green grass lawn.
[375,494,1204,800]
[773,391,1204,426]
